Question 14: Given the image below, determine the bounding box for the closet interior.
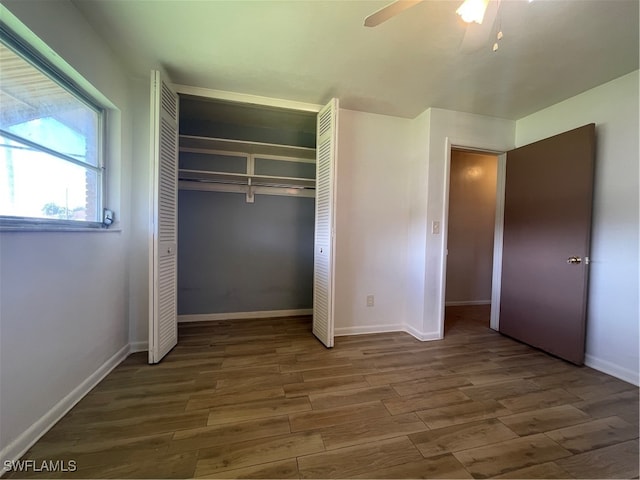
[176,96,317,319]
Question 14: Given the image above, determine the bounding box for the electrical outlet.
[366,295,374,307]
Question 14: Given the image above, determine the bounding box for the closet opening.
[443,148,499,335]
[176,96,318,325]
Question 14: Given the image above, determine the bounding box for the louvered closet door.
[313,98,339,348]
[148,70,179,364]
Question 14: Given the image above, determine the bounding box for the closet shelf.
[180,135,316,161]
[178,169,315,189]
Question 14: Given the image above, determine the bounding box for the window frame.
[0,23,107,230]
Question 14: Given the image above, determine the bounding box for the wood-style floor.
[11,306,639,479]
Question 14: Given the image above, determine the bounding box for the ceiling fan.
[364,0,504,52]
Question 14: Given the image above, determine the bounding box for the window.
[0,27,104,227]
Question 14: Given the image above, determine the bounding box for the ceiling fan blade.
[364,0,423,27]
[459,0,499,52]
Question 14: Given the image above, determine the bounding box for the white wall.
[418,108,515,338]
[333,108,515,341]
[334,109,413,335]
[0,0,134,463]
[515,71,639,385]
[128,77,152,350]
[405,110,431,338]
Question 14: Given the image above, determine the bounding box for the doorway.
[444,148,499,334]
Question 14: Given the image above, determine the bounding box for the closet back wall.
[177,191,315,315]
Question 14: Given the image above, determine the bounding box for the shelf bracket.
[246,178,255,204]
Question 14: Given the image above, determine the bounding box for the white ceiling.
[72,0,638,119]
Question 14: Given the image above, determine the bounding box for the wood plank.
[453,433,571,478]
[320,413,428,450]
[364,366,445,386]
[409,418,518,457]
[220,353,293,369]
[196,459,299,479]
[289,401,390,432]
[391,375,472,396]
[169,416,291,453]
[86,379,211,399]
[195,432,324,477]
[301,365,378,381]
[485,342,537,356]
[497,404,592,435]
[566,378,637,401]
[140,357,225,371]
[352,454,473,479]
[298,437,424,479]
[556,439,639,479]
[53,451,198,479]
[417,399,511,429]
[530,369,611,389]
[185,386,284,411]
[370,352,439,371]
[505,361,577,378]
[309,385,397,410]
[279,358,352,374]
[460,379,542,401]
[498,387,581,413]
[383,389,471,416]
[283,375,370,397]
[494,461,573,479]
[207,397,311,425]
[198,365,280,381]
[47,410,209,441]
[67,397,190,422]
[222,343,278,355]
[464,368,529,386]
[573,389,639,425]
[545,416,639,453]
[22,433,173,467]
[214,372,302,391]
[491,352,557,368]
[447,360,504,374]
[437,352,498,367]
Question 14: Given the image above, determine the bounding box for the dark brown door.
[499,124,595,365]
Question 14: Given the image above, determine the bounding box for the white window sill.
[0,220,122,233]
[0,226,122,233]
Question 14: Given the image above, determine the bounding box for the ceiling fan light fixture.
[456,0,489,24]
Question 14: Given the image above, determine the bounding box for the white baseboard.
[404,324,443,341]
[334,323,405,337]
[0,344,130,474]
[334,323,443,342]
[178,309,312,323]
[129,341,149,353]
[444,300,491,306]
[584,353,639,386]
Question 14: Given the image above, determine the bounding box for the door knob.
[567,256,582,264]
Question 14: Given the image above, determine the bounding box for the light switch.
[432,221,440,235]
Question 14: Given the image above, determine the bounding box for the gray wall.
[178,190,315,315]
[179,96,317,148]
[181,119,316,148]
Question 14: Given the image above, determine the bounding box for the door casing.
[439,139,507,336]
